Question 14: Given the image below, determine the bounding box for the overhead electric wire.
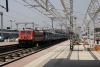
[9,9,40,22]
[1,0,59,30]
[4,14,26,22]
[13,0,59,30]
[43,21,52,28]
[0,0,51,23]
[14,0,51,21]
[0,5,32,22]
[0,0,51,24]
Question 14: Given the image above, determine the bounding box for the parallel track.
[0,40,66,66]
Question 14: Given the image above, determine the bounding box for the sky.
[0,0,91,30]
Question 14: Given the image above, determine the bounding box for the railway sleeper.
[0,54,14,62]
[11,53,20,57]
[33,47,38,51]
[25,48,32,52]
[28,48,34,52]
[0,56,6,62]
[22,50,29,54]
[17,52,24,57]
[5,54,13,59]
[26,49,31,53]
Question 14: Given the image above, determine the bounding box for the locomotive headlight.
[18,37,20,39]
[30,37,33,39]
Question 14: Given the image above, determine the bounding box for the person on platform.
[96,36,99,44]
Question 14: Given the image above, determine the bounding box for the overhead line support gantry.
[61,0,74,50]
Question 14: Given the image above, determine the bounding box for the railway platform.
[0,42,18,46]
[3,40,100,67]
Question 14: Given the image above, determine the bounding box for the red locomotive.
[18,29,43,47]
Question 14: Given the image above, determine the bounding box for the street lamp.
[8,20,15,39]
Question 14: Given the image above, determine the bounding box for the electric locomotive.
[18,29,43,47]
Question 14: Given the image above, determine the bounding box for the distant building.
[0,29,18,41]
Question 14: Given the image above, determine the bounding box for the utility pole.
[52,19,53,28]
[9,20,15,38]
[70,0,74,50]
[0,0,8,12]
[6,0,9,12]
[0,12,3,42]
[25,23,27,29]
[32,23,34,30]
[50,17,54,29]
[74,17,77,40]
[16,24,18,30]
[61,25,62,33]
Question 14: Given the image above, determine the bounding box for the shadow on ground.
[43,59,100,67]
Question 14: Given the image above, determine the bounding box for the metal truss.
[60,0,74,50]
[23,0,67,27]
[16,22,36,30]
[60,0,70,21]
[84,0,100,44]
[87,0,100,26]
[83,13,90,26]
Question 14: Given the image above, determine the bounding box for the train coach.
[0,29,18,41]
[18,29,68,48]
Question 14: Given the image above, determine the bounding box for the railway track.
[0,44,18,53]
[0,40,65,66]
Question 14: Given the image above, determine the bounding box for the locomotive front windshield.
[21,31,25,34]
[27,31,31,34]
[21,31,31,34]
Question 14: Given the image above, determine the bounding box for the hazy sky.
[0,0,91,30]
